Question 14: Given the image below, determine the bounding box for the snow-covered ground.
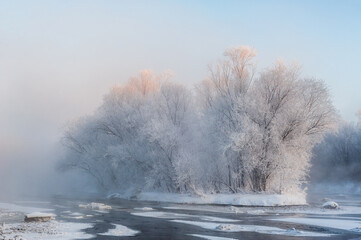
[109,191,307,206]
[0,221,94,240]
[0,202,94,240]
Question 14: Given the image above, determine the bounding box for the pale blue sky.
[1,0,361,146]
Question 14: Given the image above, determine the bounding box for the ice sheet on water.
[98,223,139,237]
[131,211,190,219]
[78,202,112,210]
[134,207,154,211]
[198,216,239,223]
[171,220,333,237]
[131,211,239,222]
[164,202,361,216]
[271,217,361,233]
[60,212,87,219]
[189,234,237,240]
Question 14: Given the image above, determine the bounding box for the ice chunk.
[134,207,154,211]
[24,212,55,222]
[189,234,237,240]
[215,224,235,231]
[322,201,339,209]
[98,224,139,237]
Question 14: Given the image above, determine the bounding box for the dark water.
[1,193,361,240]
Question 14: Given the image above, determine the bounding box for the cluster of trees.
[60,46,336,194]
[311,117,361,183]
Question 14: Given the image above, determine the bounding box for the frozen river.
[1,193,361,239]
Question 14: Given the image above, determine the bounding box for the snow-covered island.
[60,47,337,206]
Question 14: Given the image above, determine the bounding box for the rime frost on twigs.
[60,47,336,195]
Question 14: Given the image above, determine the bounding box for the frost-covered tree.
[60,46,337,195]
[198,48,336,193]
[61,70,199,193]
[197,46,257,193]
[61,116,111,191]
[144,81,198,192]
[231,62,336,192]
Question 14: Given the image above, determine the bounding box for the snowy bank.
[0,221,94,240]
[109,192,306,206]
